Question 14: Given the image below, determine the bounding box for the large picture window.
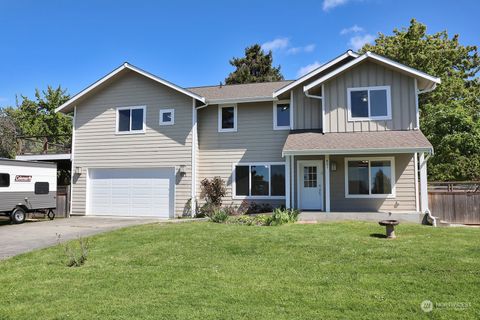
[347,86,391,121]
[116,106,146,134]
[345,157,395,198]
[234,163,285,198]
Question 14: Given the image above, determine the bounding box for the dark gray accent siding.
[0,192,56,212]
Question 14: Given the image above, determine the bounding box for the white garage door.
[88,168,174,218]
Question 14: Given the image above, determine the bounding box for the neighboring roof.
[304,51,441,93]
[56,63,205,113]
[282,130,433,156]
[273,50,359,98]
[188,80,293,104]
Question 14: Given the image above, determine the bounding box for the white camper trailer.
[0,159,57,224]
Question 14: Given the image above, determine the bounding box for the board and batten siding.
[329,153,417,212]
[71,70,193,217]
[292,86,322,130]
[323,61,417,133]
[197,102,289,207]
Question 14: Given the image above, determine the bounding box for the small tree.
[200,177,226,207]
[225,44,284,84]
[0,108,17,158]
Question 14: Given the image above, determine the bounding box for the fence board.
[55,185,70,218]
[429,191,480,224]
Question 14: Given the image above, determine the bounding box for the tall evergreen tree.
[361,19,480,181]
[225,44,284,84]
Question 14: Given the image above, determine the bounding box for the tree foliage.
[362,19,480,181]
[225,44,284,84]
[0,107,17,158]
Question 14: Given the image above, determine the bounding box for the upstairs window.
[273,101,291,130]
[116,106,146,134]
[0,173,9,187]
[159,109,175,125]
[347,86,391,121]
[218,105,237,132]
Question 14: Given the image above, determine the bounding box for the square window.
[160,109,175,125]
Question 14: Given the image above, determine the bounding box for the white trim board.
[304,51,441,93]
[15,153,71,161]
[56,62,205,113]
[273,50,359,97]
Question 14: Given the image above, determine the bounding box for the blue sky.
[0,0,478,106]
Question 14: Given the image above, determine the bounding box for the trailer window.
[34,182,49,194]
[0,173,9,187]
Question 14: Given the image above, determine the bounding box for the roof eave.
[282,146,433,157]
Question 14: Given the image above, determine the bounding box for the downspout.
[419,151,436,227]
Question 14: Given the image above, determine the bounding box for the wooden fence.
[55,185,70,218]
[428,182,480,224]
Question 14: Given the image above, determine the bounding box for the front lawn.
[0,222,479,319]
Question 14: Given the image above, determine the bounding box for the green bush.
[268,208,299,226]
[227,214,272,226]
[210,209,229,223]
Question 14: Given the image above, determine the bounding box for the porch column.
[419,152,429,213]
[325,155,330,212]
[285,155,291,208]
[291,155,296,208]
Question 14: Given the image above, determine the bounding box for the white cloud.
[323,0,349,11]
[287,44,316,55]
[348,34,375,50]
[261,38,289,52]
[297,61,323,77]
[340,24,364,35]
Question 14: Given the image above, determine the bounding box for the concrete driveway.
[0,216,162,260]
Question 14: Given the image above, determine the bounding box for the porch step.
[298,211,424,224]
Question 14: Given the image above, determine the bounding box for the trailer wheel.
[11,207,26,224]
[47,209,55,220]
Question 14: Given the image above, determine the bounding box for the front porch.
[283,130,433,216]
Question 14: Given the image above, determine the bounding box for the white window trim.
[159,108,175,125]
[232,162,286,199]
[115,105,146,134]
[347,86,392,121]
[273,100,291,130]
[344,156,396,198]
[218,104,237,132]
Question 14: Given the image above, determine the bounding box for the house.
[55,50,440,218]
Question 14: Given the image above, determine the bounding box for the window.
[347,86,391,121]
[345,157,395,198]
[159,109,174,125]
[234,163,285,198]
[116,106,146,133]
[218,105,237,132]
[0,173,9,187]
[273,101,291,130]
[34,182,49,195]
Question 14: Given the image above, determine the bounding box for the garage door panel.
[88,168,173,218]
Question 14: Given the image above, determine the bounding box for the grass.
[0,222,479,319]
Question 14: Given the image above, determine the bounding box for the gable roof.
[273,50,359,98]
[303,51,441,93]
[56,63,205,113]
[189,80,293,104]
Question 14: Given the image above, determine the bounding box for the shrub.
[253,214,271,226]
[200,177,226,207]
[246,202,273,214]
[227,214,271,226]
[268,208,299,226]
[64,237,90,267]
[210,209,229,223]
[223,201,249,216]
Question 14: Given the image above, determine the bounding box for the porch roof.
[282,130,433,156]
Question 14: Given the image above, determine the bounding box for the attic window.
[347,86,391,121]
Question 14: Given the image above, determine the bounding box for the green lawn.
[0,222,479,319]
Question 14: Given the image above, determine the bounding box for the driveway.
[0,216,162,260]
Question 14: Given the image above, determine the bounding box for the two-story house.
[56,50,440,219]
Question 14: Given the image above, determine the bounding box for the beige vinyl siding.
[197,102,288,207]
[292,86,322,130]
[71,70,193,217]
[329,153,416,212]
[323,61,417,133]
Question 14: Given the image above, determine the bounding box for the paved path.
[0,216,163,260]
